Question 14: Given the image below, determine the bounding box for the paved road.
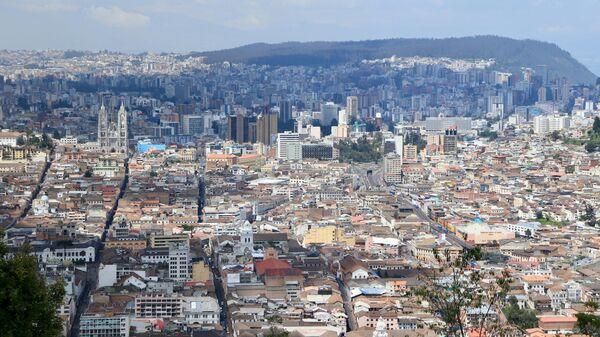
[5,151,53,230]
[353,163,472,250]
[69,158,129,337]
[336,277,357,332]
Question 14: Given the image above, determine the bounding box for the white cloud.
[224,15,265,29]
[3,0,79,12]
[88,5,150,28]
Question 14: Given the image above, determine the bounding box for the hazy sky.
[1,0,599,74]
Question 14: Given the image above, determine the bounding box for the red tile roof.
[255,258,291,276]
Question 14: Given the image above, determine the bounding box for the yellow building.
[302,225,355,247]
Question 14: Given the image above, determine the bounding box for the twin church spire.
[98,100,128,154]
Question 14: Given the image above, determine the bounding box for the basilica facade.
[98,102,128,154]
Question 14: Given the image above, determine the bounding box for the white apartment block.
[533,115,571,134]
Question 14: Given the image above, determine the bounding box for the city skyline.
[1,0,600,74]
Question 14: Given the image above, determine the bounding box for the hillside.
[191,36,597,84]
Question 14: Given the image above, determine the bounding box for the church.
[98,101,128,154]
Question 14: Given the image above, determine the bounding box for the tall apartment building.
[168,242,190,282]
[347,96,358,118]
[384,155,403,184]
[257,111,278,145]
[533,115,571,134]
[321,102,339,126]
[276,132,300,160]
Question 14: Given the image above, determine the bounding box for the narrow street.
[336,277,357,332]
[69,157,129,337]
[7,149,53,230]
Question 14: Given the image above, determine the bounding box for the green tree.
[575,312,600,336]
[593,116,600,134]
[413,248,514,337]
[580,203,597,227]
[502,296,538,331]
[0,240,66,337]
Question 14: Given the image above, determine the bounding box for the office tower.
[168,242,190,282]
[403,144,418,162]
[538,87,547,102]
[257,110,278,145]
[383,155,403,184]
[276,132,300,160]
[487,95,504,118]
[98,101,128,154]
[278,100,292,123]
[338,109,348,125]
[321,102,339,126]
[346,96,358,118]
[181,115,205,135]
[394,134,404,157]
[536,65,548,85]
[301,143,335,160]
[227,113,249,143]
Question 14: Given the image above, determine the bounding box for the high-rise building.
[533,115,571,134]
[346,96,358,118]
[321,102,339,126]
[394,134,404,157]
[98,102,128,154]
[181,115,205,135]
[383,155,403,184]
[538,87,547,102]
[169,242,190,282]
[227,113,249,143]
[276,132,300,160]
[257,111,278,145]
[278,100,292,124]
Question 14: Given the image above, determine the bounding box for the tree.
[0,240,66,337]
[413,248,514,337]
[575,312,600,336]
[502,296,538,331]
[16,136,25,146]
[593,117,600,134]
[52,130,62,140]
[535,210,544,220]
[580,203,597,227]
[524,229,532,237]
[83,168,93,178]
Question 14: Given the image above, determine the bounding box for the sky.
[0,0,599,74]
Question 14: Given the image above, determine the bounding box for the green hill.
[191,36,597,84]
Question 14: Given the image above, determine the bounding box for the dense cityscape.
[1,31,600,337]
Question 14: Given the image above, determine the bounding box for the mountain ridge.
[190,35,597,84]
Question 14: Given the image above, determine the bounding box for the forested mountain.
[191,36,596,84]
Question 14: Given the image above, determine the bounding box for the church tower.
[373,317,388,337]
[239,220,254,255]
[98,103,108,148]
[117,101,128,153]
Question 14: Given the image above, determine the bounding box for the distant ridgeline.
[190,35,597,84]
